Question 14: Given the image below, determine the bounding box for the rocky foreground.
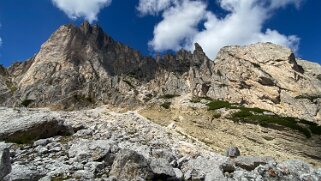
[0,107,321,181]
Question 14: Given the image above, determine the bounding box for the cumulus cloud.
[149,1,207,51]
[52,0,112,23]
[137,0,175,15]
[138,0,301,59]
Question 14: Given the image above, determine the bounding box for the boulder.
[225,147,240,158]
[109,149,154,180]
[3,164,45,181]
[220,159,236,173]
[0,109,72,144]
[149,158,176,179]
[68,139,114,163]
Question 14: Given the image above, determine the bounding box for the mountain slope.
[1,22,321,122]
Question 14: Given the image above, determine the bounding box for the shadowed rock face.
[1,22,321,122]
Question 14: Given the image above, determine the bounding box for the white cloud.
[137,0,175,15]
[52,0,112,23]
[138,0,301,59]
[149,1,207,51]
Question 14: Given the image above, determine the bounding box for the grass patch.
[161,102,171,109]
[206,100,265,112]
[207,100,234,110]
[21,99,34,107]
[159,94,180,99]
[231,110,312,138]
[238,107,266,114]
[206,99,320,138]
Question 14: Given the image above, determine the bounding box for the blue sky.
[0,0,320,67]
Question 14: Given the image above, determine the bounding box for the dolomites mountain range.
[0,22,321,180]
[0,21,320,122]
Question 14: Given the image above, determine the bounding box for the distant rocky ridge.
[0,21,320,122]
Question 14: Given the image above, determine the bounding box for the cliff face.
[1,22,321,122]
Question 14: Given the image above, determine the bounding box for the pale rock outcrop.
[0,107,72,143]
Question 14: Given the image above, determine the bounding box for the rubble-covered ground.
[0,106,321,181]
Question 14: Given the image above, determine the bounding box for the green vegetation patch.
[159,94,180,99]
[205,99,321,138]
[231,109,313,138]
[212,111,222,119]
[160,102,171,109]
[207,100,235,110]
[206,100,265,113]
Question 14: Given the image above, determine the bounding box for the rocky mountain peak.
[193,43,205,55]
[80,20,92,34]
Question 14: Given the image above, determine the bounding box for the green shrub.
[231,110,312,138]
[207,100,233,110]
[159,94,180,99]
[299,119,318,126]
[212,112,221,119]
[161,102,171,109]
[21,99,34,107]
[238,107,266,113]
[317,74,321,81]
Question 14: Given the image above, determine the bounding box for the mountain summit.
[0,22,320,122]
